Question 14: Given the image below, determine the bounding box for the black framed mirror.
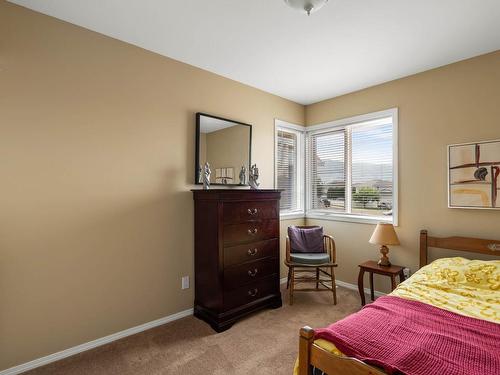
[195,113,252,186]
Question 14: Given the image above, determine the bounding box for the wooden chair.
[285,226,337,305]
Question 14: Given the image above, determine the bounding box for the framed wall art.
[448,139,500,209]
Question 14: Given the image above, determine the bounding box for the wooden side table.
[358,260,405,306]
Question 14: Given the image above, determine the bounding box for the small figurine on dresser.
[203,162,211,190]
[248,164,260,189]
[239,165,247,185]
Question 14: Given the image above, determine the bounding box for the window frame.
[274,120,306,219]
[305,108,399,226]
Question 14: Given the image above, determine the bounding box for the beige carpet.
[26,286,362,375]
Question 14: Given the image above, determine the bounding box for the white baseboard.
[0,308,193,375]
[335,279,385,298]
[280,276,385,298]
[3,278,385,375]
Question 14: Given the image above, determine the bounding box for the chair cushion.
[290,253,331,265]
[288,226,324,253]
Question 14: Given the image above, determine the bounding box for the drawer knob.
[247,248,258,256]
[247,208,258,215]
[248,228,258,235]
[248,288,259,297]
[488,243,500,251]
[248,268,258,277]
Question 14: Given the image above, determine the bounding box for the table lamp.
[369,223,400,266]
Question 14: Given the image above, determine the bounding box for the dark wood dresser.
[192,189,282,332]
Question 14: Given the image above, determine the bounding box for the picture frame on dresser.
[191,189,283,332]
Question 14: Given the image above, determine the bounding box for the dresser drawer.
[224,239,277,267]
[223,275,279,311]
[223,219,278,245]
[223,201,278,224]
[224,257,277,290]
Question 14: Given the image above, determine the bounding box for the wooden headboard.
[419,230,500,267]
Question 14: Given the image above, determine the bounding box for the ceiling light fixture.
[284,0,329,16]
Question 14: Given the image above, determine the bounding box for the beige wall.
[0,2,304,370]
[2,0,499,371]
[306,51,500,292]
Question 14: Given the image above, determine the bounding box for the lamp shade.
[369,223,400,246]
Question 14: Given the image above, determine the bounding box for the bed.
[295,230,500,375]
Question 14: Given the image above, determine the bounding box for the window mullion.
[305,132,311,213]
[298,129,305,212]
[345,128,353,214]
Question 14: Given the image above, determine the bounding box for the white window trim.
[274,119,305,219]
[305,108,399,226]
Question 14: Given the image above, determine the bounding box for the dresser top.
[192,189,282,201]
[191,189,282,192]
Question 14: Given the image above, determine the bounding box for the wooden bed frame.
[297,229,500,375]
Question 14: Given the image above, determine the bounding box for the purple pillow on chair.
[288,226,324,253]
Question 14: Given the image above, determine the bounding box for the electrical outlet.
[403,267,411,279]
[181,276,190,290]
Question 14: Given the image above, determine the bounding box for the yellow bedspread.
[392,257,499,323]
[293,257,500,374]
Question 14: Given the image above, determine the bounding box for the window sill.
[306,211,394,225]
[280,211,305,220]
[279,211,398,225]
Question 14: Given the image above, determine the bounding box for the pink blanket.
[315,296,500,375]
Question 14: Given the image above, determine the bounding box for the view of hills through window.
[311,120,393,217]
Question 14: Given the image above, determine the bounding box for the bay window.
[275,108,397,225]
